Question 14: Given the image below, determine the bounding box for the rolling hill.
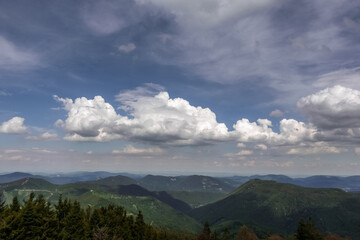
[0,176,200,233]
[0,172,38,183]
[191,179,360,239]
[221,174,360,192]
[140,174,234,192]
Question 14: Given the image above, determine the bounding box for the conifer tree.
[134,211,146,240]
[198,221,211,240]
[10,196,20,212]
[220,228,232,240]
[0,191,5,214]
[295,218,323,240]
[60,200,89,240]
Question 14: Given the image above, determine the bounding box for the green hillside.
[0,177,200,233]
[140,175,234,193]
[74,190,201,232]
[168,191,226,208]
[0,178,57,204]
[191,179,360,239]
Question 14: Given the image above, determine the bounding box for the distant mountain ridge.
[139,174,235,192]
[221,174,360,192]
[1,172,360,192]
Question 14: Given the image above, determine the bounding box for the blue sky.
[1,0,360,175]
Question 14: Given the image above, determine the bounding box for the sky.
[0,0,360,176]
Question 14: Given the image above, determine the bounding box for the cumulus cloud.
[233,118,316,146]
[118,43,136,53]
[112,145,164,155]
[0,117,28,134]
[55,84,360,151]
[269,109,283,118]
[57,84,359,150]
[54,87,230,145]
[0,36,40,70]
[298,85,360,130]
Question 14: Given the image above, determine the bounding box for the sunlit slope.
[0,177,200,233]
[191,179,360,238]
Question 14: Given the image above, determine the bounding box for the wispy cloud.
[0,36,41,70]
[112,145,164,155]
[26,132,59,141]
[118,43,136,53]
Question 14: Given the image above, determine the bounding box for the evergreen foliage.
[0,192,354,240]
[295,218,323,240]
[0,193,196,240]
[0,191,5,214]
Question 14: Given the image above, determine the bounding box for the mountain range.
[1,172,360,238]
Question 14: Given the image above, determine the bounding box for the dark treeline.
[0,192,354,240]
[197,220,353,240]
[0,192,194,240]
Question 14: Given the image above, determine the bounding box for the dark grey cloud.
[1,0,360,107]
[298,85,360,144]
[298,85,360,130]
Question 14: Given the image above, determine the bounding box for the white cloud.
[54,84,360,153]
[354,147,360,156]
[54,95,121,141]
[269,109,283,118]
[233,118,316,146]
[1,147,56,163]
[0,36,40,70]
[225,149,255,161]
[112,145,164,155]
[26,132,58,141]
[4,149,23,154]
[298,85,360,130]
[118,43,136,53]
[54,87,230,145]
[30,148,57,154]
[255,144,267,150]
[0,117,28,134]
[237,150,253,156]
[287,145,344,155]
[237,143,246,148]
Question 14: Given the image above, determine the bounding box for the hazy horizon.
[1,1,360,175]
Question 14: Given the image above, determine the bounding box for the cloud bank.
[53,84,360,158]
